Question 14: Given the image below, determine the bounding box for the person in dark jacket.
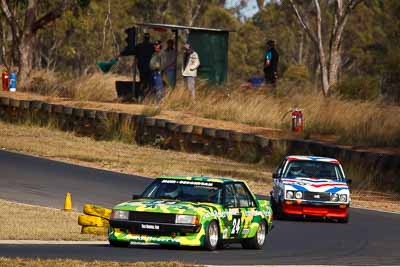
[264,40,279,88]
[135,33,154,97]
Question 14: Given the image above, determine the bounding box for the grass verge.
[0,258,197,267]
[0,121,272,193]
[0,199,103,241]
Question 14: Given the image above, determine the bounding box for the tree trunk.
[298,31,304,65]
[18,34,35,81]
[328,47,341,88]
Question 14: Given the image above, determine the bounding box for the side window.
[223,184,238,208]
[276,160,287,177]
[234,183,256,208]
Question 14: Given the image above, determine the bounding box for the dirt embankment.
[2,91,399,156]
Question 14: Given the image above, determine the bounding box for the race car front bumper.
[109,219,204,246]
[281,201,348,218]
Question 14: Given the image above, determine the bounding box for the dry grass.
[161,86,400,148]
[20,70,130,102]
[17,70,400,148]
[0,121,272,192]
[0,258,197,267]
[0,199,103,241]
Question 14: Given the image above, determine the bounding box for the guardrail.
[0,96,399,192]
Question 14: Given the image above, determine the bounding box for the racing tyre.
[276,202,287,220]
[241,221,267,249]
[109,239,130,248]
[204,220,219,251]
[338,215,349,224]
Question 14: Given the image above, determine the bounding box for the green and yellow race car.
[109,176,273,250]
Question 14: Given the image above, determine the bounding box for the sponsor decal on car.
[141,224,160,230]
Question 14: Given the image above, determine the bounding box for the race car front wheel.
[109,239,130,248]
[241,221,267,249]
[204,220,219,251]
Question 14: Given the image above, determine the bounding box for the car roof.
[157,176,240,184]
[285,155,340,164]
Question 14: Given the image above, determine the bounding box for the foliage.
[336,75,380,101]
[0,0,399,102]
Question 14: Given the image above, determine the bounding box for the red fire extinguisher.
[292,108,304,132]
[2,71,9,91]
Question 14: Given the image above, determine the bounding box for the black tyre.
[270,196,278,217]
[204,220,220,251]
[338,214,349,223]
[275,202,287,220]
[241,220,267,249]
[109,239,130,248]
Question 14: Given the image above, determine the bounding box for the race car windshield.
[141,179,223,204]
[283,160,345,180]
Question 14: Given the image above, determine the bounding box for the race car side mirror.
[272,172,279,179]
[132,194,141,199]
[346,179,352,185]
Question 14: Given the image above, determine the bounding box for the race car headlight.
[175,215,199,225]
[339,194,347,202]
[331,193,339,202]
[286,191,294,199]
[295,191,303,199]
[110,210,129,220]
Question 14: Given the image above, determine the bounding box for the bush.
[337,75,380,100]
[283,64,310,83]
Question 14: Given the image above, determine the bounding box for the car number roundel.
[230,216,241,236]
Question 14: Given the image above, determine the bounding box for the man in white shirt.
[182,43,200,99]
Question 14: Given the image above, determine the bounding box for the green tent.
[189,30,229,84]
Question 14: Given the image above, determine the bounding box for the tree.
[289,0,364,95]
[0,0,89,81]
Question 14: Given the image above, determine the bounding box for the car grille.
[128,211,175,224]
[303,192,331,201]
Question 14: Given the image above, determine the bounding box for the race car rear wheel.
[204,220,219,251]
[109,239,130,248]
[241,220,267,249]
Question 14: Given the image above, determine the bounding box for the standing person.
[150,41,164,102]
[264,40,279,89]
[135,33,154,98]
[162,39,177,89]
[182,43,200,99]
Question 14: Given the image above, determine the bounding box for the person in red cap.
[182,43,200,99]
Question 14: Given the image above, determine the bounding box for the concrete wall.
[1,96,399,191]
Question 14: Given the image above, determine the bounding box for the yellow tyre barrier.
[78,215,109,227]
[81,226,108,235]
[83,204,111,219]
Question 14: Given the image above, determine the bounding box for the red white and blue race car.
[270,155,351,223]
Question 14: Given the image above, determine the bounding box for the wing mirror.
[346,179,352,185]
[272,172,279,179]
[132,194,141,200]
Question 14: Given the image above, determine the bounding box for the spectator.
[150,41,164,102]
[264,40,279,89]
[135,32,154,98]
[162,39,177,89]
[182,43,200,99]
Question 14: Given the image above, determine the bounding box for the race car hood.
[282,177,349,194]
[112,199,222,216]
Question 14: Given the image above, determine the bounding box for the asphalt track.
[1,150,400,265]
